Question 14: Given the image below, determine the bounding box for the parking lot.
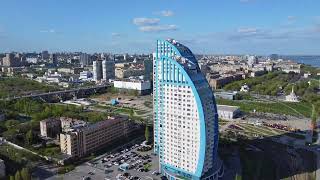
[53,143,161,180]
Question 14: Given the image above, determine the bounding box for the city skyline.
[0,0,320,54]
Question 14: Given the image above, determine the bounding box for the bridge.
[1,84,111,103]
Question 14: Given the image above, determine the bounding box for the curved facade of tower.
[153,39,223,180]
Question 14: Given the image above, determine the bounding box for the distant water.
[280,56,320,68]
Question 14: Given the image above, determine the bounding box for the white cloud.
[286,16,297,25]
[240,0,254,3]
[237,27,258,34]
[111,32,121,37]
[133,18,160,26]
[40,29,56,33]
[287,16,296,21]
[157,10,174,17]
[139,25,178,32]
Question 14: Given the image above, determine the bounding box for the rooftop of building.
[114,78,150,83]
[217,105,240,112]
[40,117,61,123]
[62,115,129,133]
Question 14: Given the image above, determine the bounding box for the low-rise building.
[217,105,241,120]
[115,63,144,79]
[57,67,83,74]
[40,117,86,138]
[250,70,266,77]
[281,64,301,74]
[208,75,234,89]
[60,116,139,158]
[26,57,38,64]
[207,73,244,90]
[79,71,93,81]
[40,118,62,138]
[215,91,237,100]
[60,117,87,130]
[240,84,250,92]
[285,86,299,102]
[113,79,151,95]
[304,72,311,78]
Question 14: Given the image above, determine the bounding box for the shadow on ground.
[219,129,319,180]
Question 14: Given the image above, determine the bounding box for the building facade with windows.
[153,39,223,180]
[102,59,115,82]
[60,116,138,158]
[217,105,240,120]
[93,60,103,82]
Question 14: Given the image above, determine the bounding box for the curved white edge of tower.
[153,39,224,180]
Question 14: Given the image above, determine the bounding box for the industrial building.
[59,116,139,158]
[215,91,237,100]
[40,118,62,138]
[40,117,86,138]
[217,105,241,120]
[113,79,151,95]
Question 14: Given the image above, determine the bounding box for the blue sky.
[0,0,320,55]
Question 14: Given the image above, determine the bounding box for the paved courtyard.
[49,143,161,180]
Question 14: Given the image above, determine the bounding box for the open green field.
[0,77,59,98]
[216,98,312,117]
[222,70,320,115]
[237,124,277,136]
[224,71,301,96]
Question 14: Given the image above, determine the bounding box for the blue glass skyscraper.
[153,39,223,180]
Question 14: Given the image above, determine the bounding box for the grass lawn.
[0,77,59,98]
[32,144,61,158]
[216,98,312,117]
[245,124,278,136]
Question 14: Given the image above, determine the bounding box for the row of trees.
[9,168,31,180]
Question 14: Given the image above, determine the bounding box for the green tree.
[15,171,21,180]
[26,130,34,145]
[235,174,242,180]
[145,125,150,143]
[21,168,31,180]
[311,104,318,130]
[129,109,134,119]
[9,175,15,180]
[5,120,20,129]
